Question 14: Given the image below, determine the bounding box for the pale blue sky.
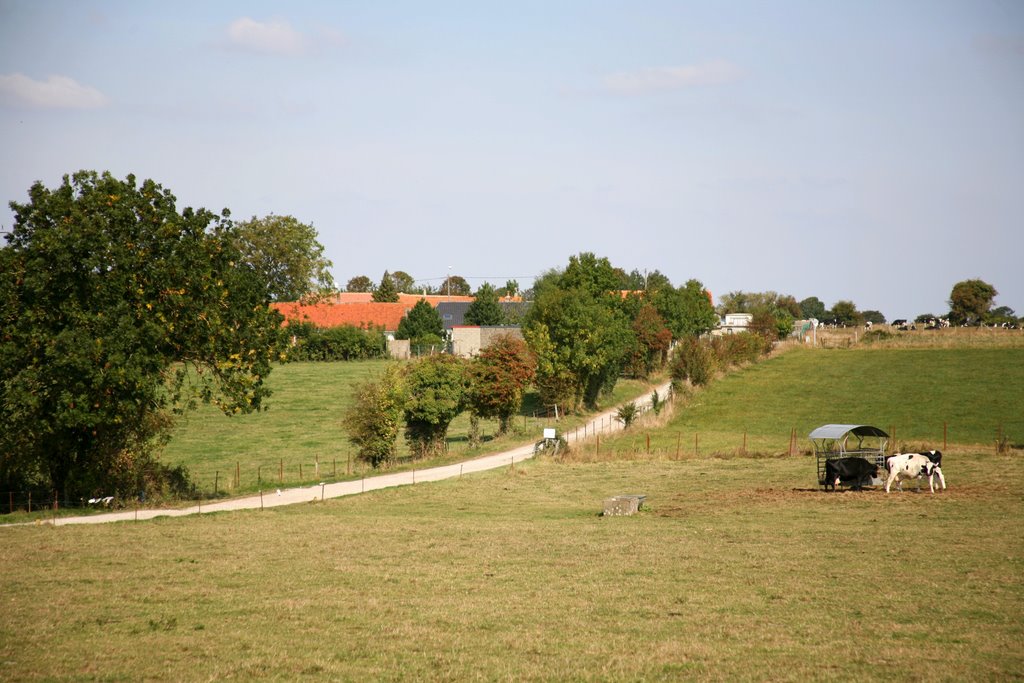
[2,1,1022,319]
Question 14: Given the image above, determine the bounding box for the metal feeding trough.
[808,424,889,489]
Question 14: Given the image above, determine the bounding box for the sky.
[1,1,1022,320]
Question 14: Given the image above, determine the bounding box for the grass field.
[591,345,1024,464]
[2,452,1021,680]
[161,360,662,497]
[4,340,1023,680]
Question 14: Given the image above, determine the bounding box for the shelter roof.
[808,424,889,440]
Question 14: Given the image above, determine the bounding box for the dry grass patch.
[2,453,1022,681]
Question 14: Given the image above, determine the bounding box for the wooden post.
[299,463,303,483]
[258,465,262,485]
[460,464,463,479]
[695,433,699,457]
[646,433,650,454]
[235,462,240,489]
[214,471,219,495]
[676,432,681,459]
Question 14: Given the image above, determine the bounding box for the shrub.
[616,402,640,428]
[286,322,387,361]
[670,337,717,388]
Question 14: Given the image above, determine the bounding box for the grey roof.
[436,300,532,329]
[808,424,888,440]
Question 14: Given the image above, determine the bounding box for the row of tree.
[716,279,1014,334]
[343,335,535,465]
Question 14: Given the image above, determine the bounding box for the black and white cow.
[823,457,879,491]
[884,453,936,493]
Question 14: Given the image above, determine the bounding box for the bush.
[616,402,640,428]
[710,332,770,367]
[862,329,894,344]
[670,337,717,388]
[285,322,387,361]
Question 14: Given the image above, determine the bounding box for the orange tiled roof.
[272,302,412,331]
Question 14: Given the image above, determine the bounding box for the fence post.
[695,433,699,457]
[28,492,32,513]
[676,432,681,459]
[235,462,240,489]
[258,465,262,485]
[646,433,650,454]
[596,434,600,457]
[214,471,219,495]
[299,463,303,483]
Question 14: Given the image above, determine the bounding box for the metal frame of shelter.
[809,424,889,488]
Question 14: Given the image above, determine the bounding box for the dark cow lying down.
[823,457,879,491]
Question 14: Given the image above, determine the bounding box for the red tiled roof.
[272,302,411,331]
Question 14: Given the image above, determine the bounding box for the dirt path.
[46,381,671,526]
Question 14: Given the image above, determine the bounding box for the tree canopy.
[466,335,535,435]
[346,275,373,293]
[0,171,281,498]
[234,214,334,302]
[441,274,471,297]
[949,279,997,325]
[402,354,468,457]
[464,283,504,326]
[373,270,400,302]
[396,299,444,347]
[524,254,632,412]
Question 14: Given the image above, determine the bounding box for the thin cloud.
[227,17,306,56]
[0,73,108,109]
[604,60,743,94]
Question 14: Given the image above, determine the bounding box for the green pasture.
[3,452,1021,681]
[597,346,1024,463]
[161,360,661,496]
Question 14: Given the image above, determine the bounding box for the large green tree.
[345,275,374,293]
[234,214,334,302]
[373,270,400,302]
[464,282,504,326]
[799,296,827,320]
[949,279,997,325]
[0,171,281,497]
[466,335,536,436]
[396,299,444,348]
[391,270,416,293]
[652,280,718,339]
[441,274,472,297]
[524,254,633,412]
[402,354,468,457]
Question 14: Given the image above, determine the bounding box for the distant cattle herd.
[822,450,946,494]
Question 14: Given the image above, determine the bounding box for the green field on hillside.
[3,452,1021,680]
[595,346,1024,463]
[161,360,661,496]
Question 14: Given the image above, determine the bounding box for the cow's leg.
[885,472,896,493]
[936,467,946,490]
